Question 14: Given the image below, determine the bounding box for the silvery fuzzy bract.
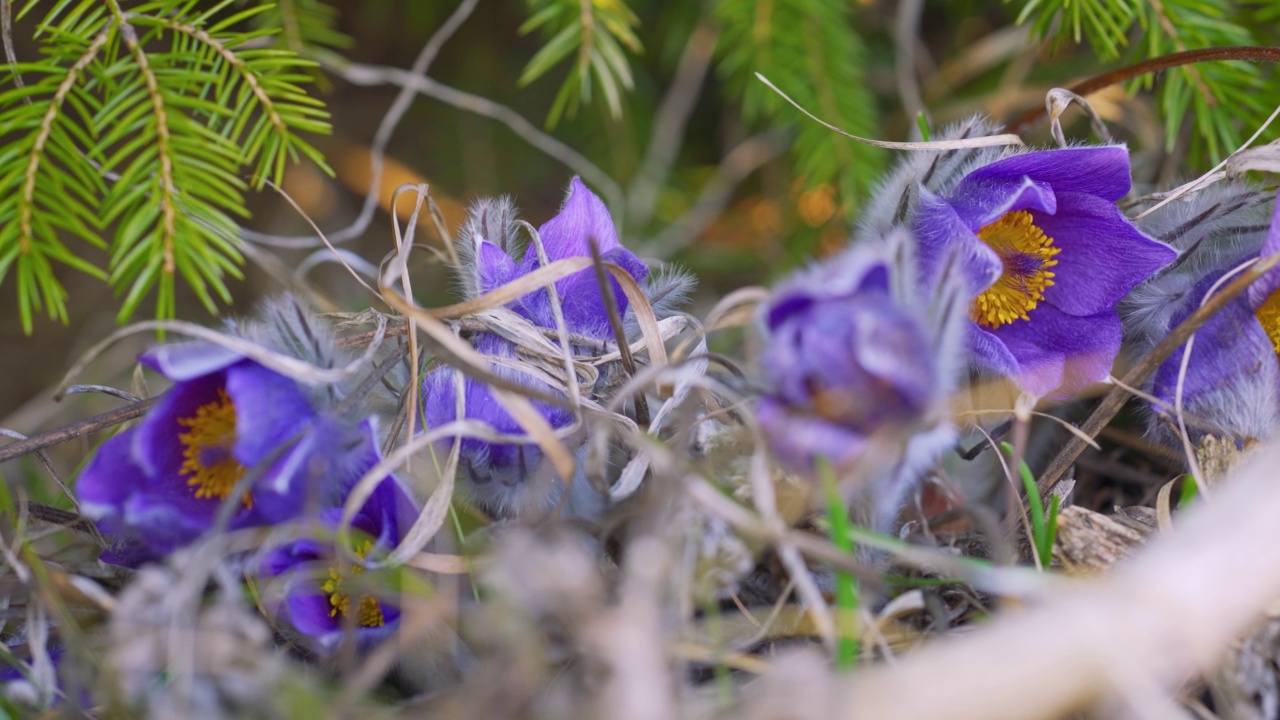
[1123,185,1280,443]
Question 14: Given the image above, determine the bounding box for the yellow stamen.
[321,539,386,628]
[1255,290,1280,355]
[969,210,1062,329]
[178,388,251,506]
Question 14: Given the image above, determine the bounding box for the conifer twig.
[1005,46,1280,132]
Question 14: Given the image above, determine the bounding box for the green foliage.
[1002,442,1059,569]
[1177,473,1199,508]
[249,0,352,57]
[819,457,861,669]
[1012,0,1139,59]
[0,0,331,333]
[519,0,642,128]
[714,0,883,220]
[1009,0,1275,167]
[1135,0,1267,164]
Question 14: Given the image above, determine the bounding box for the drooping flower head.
[77,299,377,565]
[258,429,416,649]
[757,230,965,530]
[423,178,663,519]
[1123,184,1280,443]
[909,144,1177,399]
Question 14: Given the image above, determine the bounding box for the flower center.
[969,210,1061,329]
[1255,290,1280,356]
[178,388,251,507]
[321,539,386,628]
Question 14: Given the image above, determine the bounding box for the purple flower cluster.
[259,431,415,649]
[422,178,655,519]
[758,124,1190,526]
[75,303,417,649]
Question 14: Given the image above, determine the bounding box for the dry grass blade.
[756,72,1025,150]
[421,256,594,318]
[378,287,576,480]
[53,318,387,396]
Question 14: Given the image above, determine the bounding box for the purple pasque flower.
[1125,185,1280,442]
[913,145,1176,399]
[258,431,416,649]
[77,342,370,565]
[757,231,965,529]
[423,178,650,518]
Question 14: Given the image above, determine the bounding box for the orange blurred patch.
[796,184,837,227]
[330,142,468,241]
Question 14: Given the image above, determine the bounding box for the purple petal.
[1247,190,1280,308]
[959,146,1132,202]
[118,485,219,553]
[947,175,1057,229]
[141,342,244,381]
[76,429,145,534]
[762,295,935,424]
[226,362,316,468]
[1035,192,1176,316]
[422,333,574,477]
[286,589,342,638]
[132,372,226,479]
[994,305,1123,400]
[757,397,869,470]
[1152,296,1280,438]
[766,248,890,329]
[476,240,519,295]
[99,535,161,568]
[523,246,649,338]
[260,537,325,577]
[914,187,1002,295]
[520,177,620,273]
[966,323,1021,381]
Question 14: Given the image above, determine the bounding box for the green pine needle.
[0,0,332,333]
[715,0,883,221]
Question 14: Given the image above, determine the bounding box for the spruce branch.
[1009,0,1276,166]
[714,0,882,225]
[19,23,109,258]
[519,0,641,127]
[109,4,178,276]
[254,0,350,57]
[0,0,333,332]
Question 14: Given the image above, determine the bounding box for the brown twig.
[0,397,158,465]
[1036,251,1280,496]
[1005,46,1280,133]
[588,237,650,428]
[23,501,98,535]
